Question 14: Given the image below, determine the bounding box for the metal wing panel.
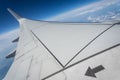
[33,23,113,65]
[4,17,120,80]
[68,24,120,66]
[5,9,120,80]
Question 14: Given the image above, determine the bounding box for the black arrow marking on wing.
[85,65,105,78]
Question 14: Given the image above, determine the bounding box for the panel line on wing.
[31,30,64,68]
[64,23,117,67]
[26,56,33,79]
[15,46,38,61]
[42,43,120,80]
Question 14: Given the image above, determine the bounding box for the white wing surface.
[4,9,120,80]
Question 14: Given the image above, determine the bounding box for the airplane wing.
[3,8,120,80]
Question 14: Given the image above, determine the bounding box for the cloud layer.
[0,29,19,52]
[47,0,120,22]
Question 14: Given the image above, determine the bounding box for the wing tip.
[7,8,23,21]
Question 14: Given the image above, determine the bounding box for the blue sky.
[0,0,99,34]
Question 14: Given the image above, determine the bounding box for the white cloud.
[0,29,19,40]
[0,29,19,52]
[47,0,120,21]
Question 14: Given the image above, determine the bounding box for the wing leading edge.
[4,8,120,80]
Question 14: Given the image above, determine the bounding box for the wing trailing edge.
[6,49,16,59]
[12,37,19,43]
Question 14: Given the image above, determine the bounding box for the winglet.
[7,8,22,21]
